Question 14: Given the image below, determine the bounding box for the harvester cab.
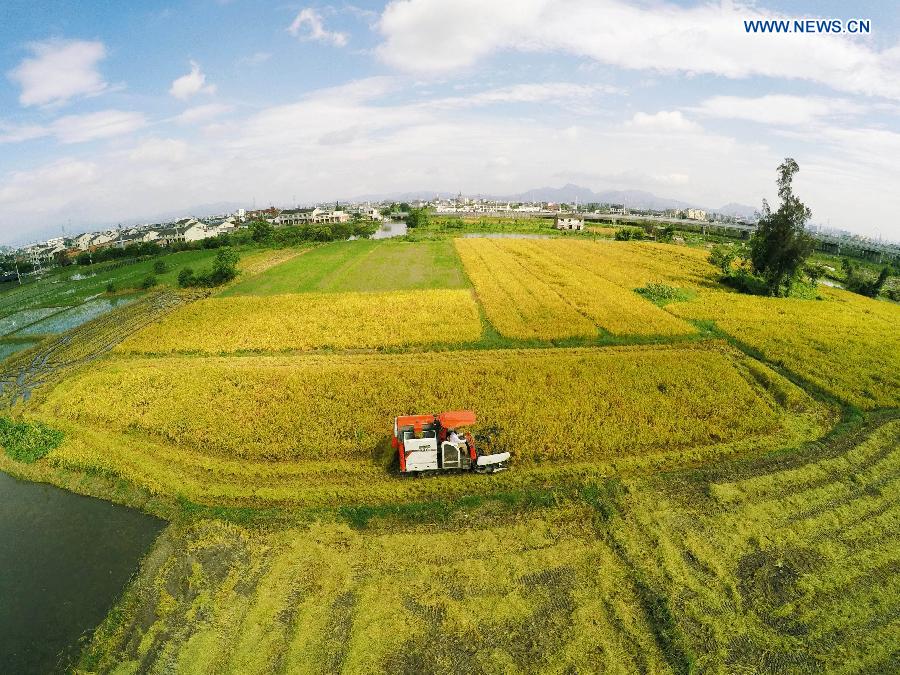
[391,410,510,474]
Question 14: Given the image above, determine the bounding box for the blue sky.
[1,0,899,245]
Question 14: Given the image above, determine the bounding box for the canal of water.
[0,471,164,673]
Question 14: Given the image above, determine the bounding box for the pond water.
[0,471,164,673]
[0,308,67,338]
[12,296,135,337]
[372,220,408,239]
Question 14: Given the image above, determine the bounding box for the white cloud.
[431,82,618,110]
[376,0,900,100]
[50,110,147,144]
[0,159,98,208]
[692,95,864,126]
[238,51,272,66]
[287,8,348,47]
[1,78,898,243]
[587,170,691,188]
[7,39,108,107]
[627,111,701,133]
[175,103,234,125]
[169,61,216,100]
[129,138,189,163]
[0,110,146,145]
[0,121,48,144]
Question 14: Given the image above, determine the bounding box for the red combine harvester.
[391,410,510,474]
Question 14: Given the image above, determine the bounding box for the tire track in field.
[0,290,200,408]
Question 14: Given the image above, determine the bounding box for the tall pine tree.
[750,158,815,296]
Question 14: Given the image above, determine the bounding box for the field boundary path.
[0,290,204,408]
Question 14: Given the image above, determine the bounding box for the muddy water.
[0,471,164,673]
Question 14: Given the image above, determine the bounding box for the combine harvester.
[391,410,510,474]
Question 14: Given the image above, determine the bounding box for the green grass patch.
[0,417,64,463]
[635,283,695,306]
[221,239,469,296]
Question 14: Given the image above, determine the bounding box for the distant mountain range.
[348,183,758,220]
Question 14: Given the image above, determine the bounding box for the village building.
[276,207,351,226]
[685,208,707,221]
[555,214,585,231]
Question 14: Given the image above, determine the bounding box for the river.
[0,471,164,674]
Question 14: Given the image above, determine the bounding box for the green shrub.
[635,283,693,306]
[614,227,645,241]
[106,281,117,294]
[0,417,64,463]
[141,275,157,289]
[209,247,239,285]
[804,262,827,285]
[153,260,169,275]
[178,268,195,288]
[250,220,274,243]
[178,248,240,288]
[709,245,737,274]
[843,259,891,298]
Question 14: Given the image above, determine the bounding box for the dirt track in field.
[0,290,198,408]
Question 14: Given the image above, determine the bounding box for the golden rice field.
[32,342,829,508]
[115,288,482,354]
[3,234,897,673]
[79,510,671,674]
[586,225,619,236]
[554,239,713,289]
[667,287,900,409]
[77,417,899,674]
[614,416,900,672]
[454,238,700,339]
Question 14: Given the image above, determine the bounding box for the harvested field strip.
[613,418,900,672]
[80,512,675,674]
[667,287,900,409]
[115,288,482,354]
[712,422,898,502]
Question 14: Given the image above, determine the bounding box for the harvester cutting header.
[391,410,510,474]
